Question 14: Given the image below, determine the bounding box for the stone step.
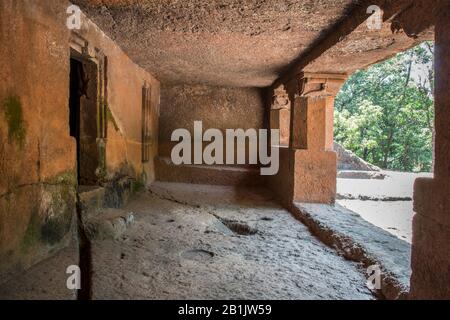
[103,176,141,209]
[78,176,142,220]
[83,208,135,241]
[155,157,264,187]
[78,185,106,219]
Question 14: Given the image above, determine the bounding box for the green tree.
[334,41,434,172]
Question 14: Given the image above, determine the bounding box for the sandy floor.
[337,171,432,243]
[338,171,432,200]
[90,183,373,300]
[337,200,413,243]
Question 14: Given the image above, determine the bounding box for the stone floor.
[292,202,411,299]
[0,183,375,300]
[90,183,373,300]
[0,242,79,300]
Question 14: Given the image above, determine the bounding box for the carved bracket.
[298,72,347,98]
[272,85,291,110]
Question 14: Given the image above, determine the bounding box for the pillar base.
[410,177,450,299]
[292,150,337,204]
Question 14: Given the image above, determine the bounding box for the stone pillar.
[410,3,450,299]
[290,72,346,204]
[270,85,291,146]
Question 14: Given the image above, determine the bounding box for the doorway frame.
[70,31,108,185]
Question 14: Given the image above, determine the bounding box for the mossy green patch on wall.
[44,169,77,186]
[19,182,76,251]
[132,180,145,193]
[97,138,107,181]
[40,181,76,245]
[132,170,148,193]
[20,208,41,253]
[3,95,26,148]
[41,211,73,245]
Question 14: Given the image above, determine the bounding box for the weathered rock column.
[289,72,346,204]
[410,3,450,299]
[270,85,291,146]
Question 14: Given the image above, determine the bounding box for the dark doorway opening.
[69,54,100,186]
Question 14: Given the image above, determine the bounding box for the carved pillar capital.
[271,85,290,110]
[270,85,291,146]
[290,72,346,151]
[297,72,347,98]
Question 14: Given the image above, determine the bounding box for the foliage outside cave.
[334,42,434,172]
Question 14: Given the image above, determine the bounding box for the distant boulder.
[334,142,381,172]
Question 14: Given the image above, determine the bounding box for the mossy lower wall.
[0,174,77,283]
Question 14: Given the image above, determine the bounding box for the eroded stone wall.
[75,11,160,184]
[0,0,159,283]
[159,85,266,164]
[264,148,294,207]
[0,0,76,283]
